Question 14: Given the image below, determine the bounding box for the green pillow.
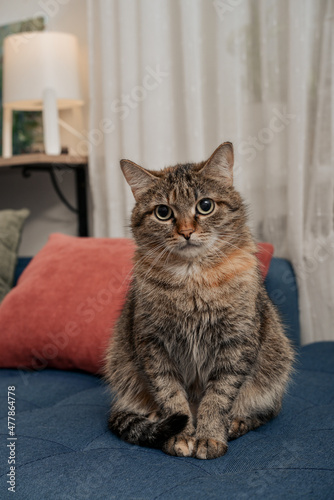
[0,208,30,303]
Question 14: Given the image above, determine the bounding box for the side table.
[0,153,89,236]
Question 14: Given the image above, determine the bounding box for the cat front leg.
[194,348,256,459]
[193,376,235,459]
[155,384,197,456]
[140,337,196,456]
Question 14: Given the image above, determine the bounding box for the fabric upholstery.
[13,257,32,287]
[0,342,333,499]
[0,208,29,303]
[265,258,301,347]
[0,235,273,374]
[0,257,332,498]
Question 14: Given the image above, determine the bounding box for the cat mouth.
[178,240,202,251]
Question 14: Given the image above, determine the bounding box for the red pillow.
[0,234,273,374]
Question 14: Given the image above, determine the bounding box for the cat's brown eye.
[155,205,173,221]
[196,198,214,215]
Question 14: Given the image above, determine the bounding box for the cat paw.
[163,434,196,457]
[193,438,228,460]
[228,418,249,441]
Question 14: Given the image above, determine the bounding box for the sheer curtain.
[87,0,334,344]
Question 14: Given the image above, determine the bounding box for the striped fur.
[105,143,295,459]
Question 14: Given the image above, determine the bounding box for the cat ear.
[120,159,157,200]
[199,142,234,186]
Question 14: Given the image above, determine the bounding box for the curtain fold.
[87,0,334,344]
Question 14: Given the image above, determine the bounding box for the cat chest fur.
[138,279,239,391]
[135,253,259,394]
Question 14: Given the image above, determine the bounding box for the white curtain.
[87,0,334,344]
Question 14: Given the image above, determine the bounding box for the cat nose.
[178,228,195,240]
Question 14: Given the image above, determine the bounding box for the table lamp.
[2,31,83,158]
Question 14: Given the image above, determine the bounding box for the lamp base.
[2,107,13,158]
[43,88,61,156]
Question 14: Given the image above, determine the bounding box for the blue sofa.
[1,258,333,499]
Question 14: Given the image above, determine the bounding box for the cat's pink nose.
[178,228,195,240]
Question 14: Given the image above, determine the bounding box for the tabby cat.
[105,142,294,460]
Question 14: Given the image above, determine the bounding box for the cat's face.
[121,143,247,261]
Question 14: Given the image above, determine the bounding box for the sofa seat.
[1,256,333,498]
[1,341,333,499]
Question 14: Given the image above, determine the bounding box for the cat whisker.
[119,241,168,289]
[139,245,171,292]
[218,233,274,258]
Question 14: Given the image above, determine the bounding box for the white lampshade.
[2,31,83,157]
[3,31,83,110]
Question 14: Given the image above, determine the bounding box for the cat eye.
[196,198,215,215]
[155,205,173,221]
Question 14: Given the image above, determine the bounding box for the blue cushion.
[265,258,301,346]
[13,257,32,287]
[0,342,333,499]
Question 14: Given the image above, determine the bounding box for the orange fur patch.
[202,247,257,286]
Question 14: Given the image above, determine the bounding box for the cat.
[104,142,294,460]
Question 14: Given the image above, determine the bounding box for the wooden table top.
[0,153,88,168]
